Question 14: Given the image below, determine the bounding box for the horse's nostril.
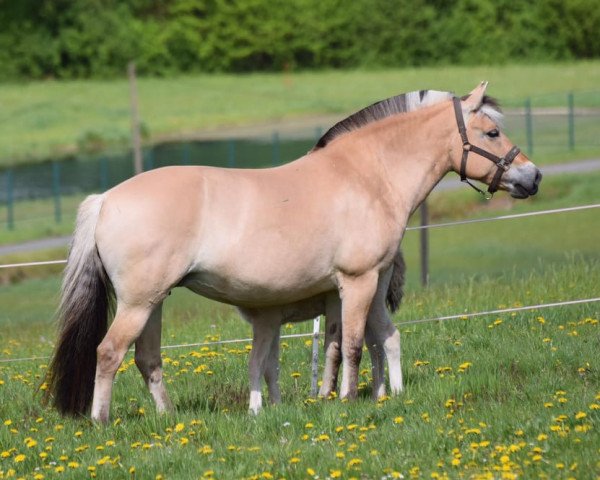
[535,170,543,186]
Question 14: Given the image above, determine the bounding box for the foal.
[239,250,405,413]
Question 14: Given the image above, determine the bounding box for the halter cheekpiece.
[452,97,520,199]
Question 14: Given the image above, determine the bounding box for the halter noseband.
[452,97,520,199]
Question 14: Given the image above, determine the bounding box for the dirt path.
[1,158,599,257]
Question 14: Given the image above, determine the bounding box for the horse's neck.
[358,102,455,218]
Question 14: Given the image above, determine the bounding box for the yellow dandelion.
[68,461,80,468]
[306,468,316,476]
[203,470,214,478]
[537,433,548,441]
[575,411,586,419]
[330,470,342,478]
[289,457,301,464]
[291,372,301,378]
[393,416,404,424]
[305,422,314,429]
[129,466,136,474]
[174,423,185,432]
[451,458,461,466]
[14,454,26,463]
[55,466,65,473]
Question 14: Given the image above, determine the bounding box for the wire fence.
[1,297,598,365]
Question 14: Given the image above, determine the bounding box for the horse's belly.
[179,269,334,308]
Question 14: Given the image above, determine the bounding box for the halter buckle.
[462,143,471,151]
[497,157,510,171]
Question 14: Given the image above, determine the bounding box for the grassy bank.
[0,256,598,479]
[1,61,600,166]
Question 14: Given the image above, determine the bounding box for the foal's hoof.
[248,406,261,416]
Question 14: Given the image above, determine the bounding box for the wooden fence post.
[568,92,575,151]
[128,62,143,175]
[6,170,14,230]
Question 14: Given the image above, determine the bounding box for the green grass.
[1,61,600,166]
[0,257,598,479]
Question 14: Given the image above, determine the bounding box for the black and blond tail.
[386,250,406,313]
[44,194,113,415]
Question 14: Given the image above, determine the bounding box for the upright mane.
[313,89,453,150]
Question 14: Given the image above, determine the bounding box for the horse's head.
[450,82,542,199]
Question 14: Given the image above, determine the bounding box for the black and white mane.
[313,89,503,150]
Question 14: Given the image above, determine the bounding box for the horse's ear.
[462,81,488,112]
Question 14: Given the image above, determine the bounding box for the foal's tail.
[386,249,406,313]
[44,194,113,416]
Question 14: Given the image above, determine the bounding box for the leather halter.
[452,97,520,198]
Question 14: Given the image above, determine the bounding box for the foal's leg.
[134,301,173,413]
[367,302,402,395]
[247,311,280,414]
[319,293,342,397]
[338,272,378,400]
[91,303,154,423]
[263,331,281,405]
[365,322,386,399]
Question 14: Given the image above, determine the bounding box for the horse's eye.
[487,129,500,138]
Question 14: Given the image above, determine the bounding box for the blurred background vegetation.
[1,0,599,80]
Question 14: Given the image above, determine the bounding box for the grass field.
[0,255,598,479]
[1,61,600,165]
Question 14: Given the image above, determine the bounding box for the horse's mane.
[313,90,502,150]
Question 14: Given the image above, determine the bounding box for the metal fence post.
[272,131,280,166]
[100,157,109,191]
[525,97,533,155]
[227,139,236,168]
[568,92,575,151]
[310,316,321,397]
[145,148,154,171]
[420,200,429,287]
[183,142,191,165]
[52,161,62,224]
[6,170,14,230]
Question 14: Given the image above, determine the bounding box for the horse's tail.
[44,194,113,416]
[386,249,406,314]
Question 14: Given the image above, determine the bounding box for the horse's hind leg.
[134,301,173,413]
[91,304,154,423]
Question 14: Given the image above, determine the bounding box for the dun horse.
[45,83,541,422]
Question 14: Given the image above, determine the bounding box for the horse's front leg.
[338,271,379,400]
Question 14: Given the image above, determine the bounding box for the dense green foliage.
[1,0,599,80]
